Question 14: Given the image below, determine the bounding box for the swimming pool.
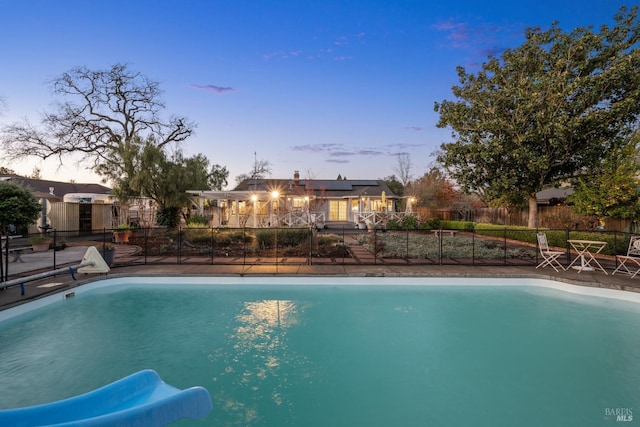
[1,277,639,426]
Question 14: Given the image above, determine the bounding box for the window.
[329,200,347,221]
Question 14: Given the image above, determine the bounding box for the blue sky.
[0,0,631,187]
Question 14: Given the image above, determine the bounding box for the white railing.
[356,211,416,227]
[278,211,326,228]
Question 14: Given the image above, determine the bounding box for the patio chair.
[536,232,565,272]
[612,235,640,278]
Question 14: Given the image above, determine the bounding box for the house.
[188,171,408,228]
[0,174,113,234]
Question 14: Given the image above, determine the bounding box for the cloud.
[405,126,423,131]
[189,84,234,94]
[431,18,524,64]
[431,20,470,48]
[291,142,422,166]
[291,143,342,152]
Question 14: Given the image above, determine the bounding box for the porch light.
[251,194,258,202]
[271,191,279,199]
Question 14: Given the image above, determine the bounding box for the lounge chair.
[612,235,640,278]
[536,232,565,272]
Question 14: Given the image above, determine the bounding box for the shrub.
[187,214,208,227]
[421,217,440,230]
[255,228,311,248]
[386,219,401,230]
[439,220,475,231]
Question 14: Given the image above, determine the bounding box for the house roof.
[232,178,399,199]
[0,174,111,200]
[536,186,574,205]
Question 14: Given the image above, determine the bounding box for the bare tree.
[235,153,272,184]
[393,153,413,186]
[0,64,195,184]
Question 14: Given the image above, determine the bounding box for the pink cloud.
[189,84,234,94]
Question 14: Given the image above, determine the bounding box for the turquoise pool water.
[0,278,639,426]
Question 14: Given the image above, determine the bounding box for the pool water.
[1,279,639,426]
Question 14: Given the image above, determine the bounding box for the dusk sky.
[0,0,632,188]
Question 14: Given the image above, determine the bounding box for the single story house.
[188,171,410,228]
[1,174,113,234]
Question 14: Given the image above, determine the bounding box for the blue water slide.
[0,369,213,426]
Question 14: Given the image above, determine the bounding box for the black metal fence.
[1,226,635,283]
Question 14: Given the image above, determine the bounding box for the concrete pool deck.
[2,258,640,310]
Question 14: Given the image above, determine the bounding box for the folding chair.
[536,232,565,272]
[612,235,640,278]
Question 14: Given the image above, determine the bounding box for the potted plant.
[29,234,53,252]
[113,224,133,243]
[95,243,116,266]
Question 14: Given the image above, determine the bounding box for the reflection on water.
[211,299,312,424]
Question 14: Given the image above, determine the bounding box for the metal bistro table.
[567,239,608,274]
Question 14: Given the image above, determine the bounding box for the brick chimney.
[294,170,300,183]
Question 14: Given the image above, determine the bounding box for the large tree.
[0,64,195,184]
[435,7,640,228]
[0,181,41,234]
[569,136,640,226]
[123,143,228,227]
[405,167,458,209]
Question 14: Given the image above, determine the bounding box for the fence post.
[438,227,443,265]
[275,227,279,273]
[308,228,313,266]
[406,228,409,263]
[565,228,571,264]
[210,227,214,265]
[503,227,507,265]
[53,229,57,269]
[144,226,148,265]
[374,228,377,265]
[243,227,247,266]
[177,226,182,265]
[472,229,476,266]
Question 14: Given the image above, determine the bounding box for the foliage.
[186,214,208,227]
[0,181,41,234]
[156,206,181,228]
[405,167,457,209]
[118,142,227,225]
[255,228,311,249]
[360,231,538,260]
[421,217,441,230]
[29,234,53,244]
[435,7,640,228]
[1,64,195,185]
[568,139,640,222]
[113,224,133,231]
[381,175,404,198]
[439,220,475,231]
[387,215,421,230]
[0,166,16,174]
[316,234,341,246]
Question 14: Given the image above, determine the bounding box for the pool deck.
[2,257,640,310]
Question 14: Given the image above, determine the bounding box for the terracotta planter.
[113,230,131,243]
[31,243,51,252]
